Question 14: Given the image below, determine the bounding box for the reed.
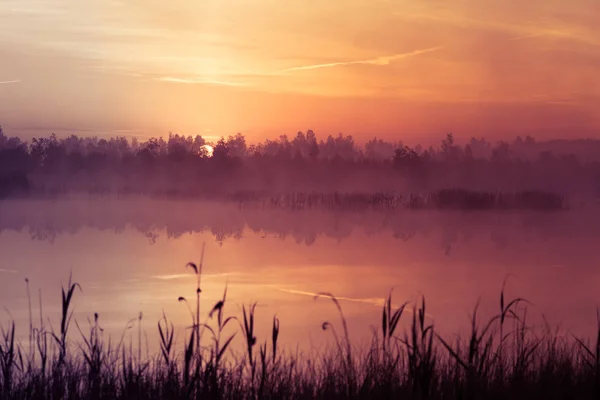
[233,189,567,212]
[2,262,600,399]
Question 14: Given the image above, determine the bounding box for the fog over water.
[1,197,599,354]
[2,130,600,355]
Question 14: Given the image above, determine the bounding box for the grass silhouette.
[0,258,597,399]
[234,189,567,212]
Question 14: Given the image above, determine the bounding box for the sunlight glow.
[0,0,598,140]
[202,145,214,157]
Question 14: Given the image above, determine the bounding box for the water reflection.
[0,198,597,247]
[1,198,599,355]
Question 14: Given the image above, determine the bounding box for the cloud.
[509,29,599,45]
[509,33,547,41]
[151,272,240,280]
[0,268,17,273]
[277,287,386,307]
[0,79,20,84]
[274,287,436,318]
[396,9,599,47]
[156,76,248,87]
[280,46,443,72]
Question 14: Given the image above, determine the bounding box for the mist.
[3,128,600,202]
[3,128,600,397]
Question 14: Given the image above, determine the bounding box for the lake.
[1,197,600,356]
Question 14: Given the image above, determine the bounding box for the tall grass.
[234,189,567,212]
[1,260,598,399]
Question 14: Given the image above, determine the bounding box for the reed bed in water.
[0,264,596,399]
[232,189,567,212]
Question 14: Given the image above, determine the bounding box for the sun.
[201,144,214,157]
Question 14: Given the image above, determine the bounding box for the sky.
[0,0,599,144]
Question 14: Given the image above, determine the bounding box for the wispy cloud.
[0,268,17,274]
[275,287,435,318]
[510,33,547,41]
[0,79,20,84]
[156,76,248,87]
[151,272,240,280]
[280,47,442,72]
[277,287,386,306]
[510,29,598,45]
[397,10,599,47]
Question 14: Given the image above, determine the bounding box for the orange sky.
[0,0,599,144]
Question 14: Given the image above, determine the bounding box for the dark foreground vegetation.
[0,126,598,198]
[1,258,599,399]
[233,189,567,211]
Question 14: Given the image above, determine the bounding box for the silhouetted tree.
[0,125,598,198]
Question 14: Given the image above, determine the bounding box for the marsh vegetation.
[1,260,599,399]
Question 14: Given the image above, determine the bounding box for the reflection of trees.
[29,226,58,244]
[2,199,600,250]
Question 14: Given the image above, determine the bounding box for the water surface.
[1,198,599,354]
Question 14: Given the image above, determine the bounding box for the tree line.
[1,126,600,197]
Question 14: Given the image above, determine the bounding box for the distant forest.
[2,126,600,198]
